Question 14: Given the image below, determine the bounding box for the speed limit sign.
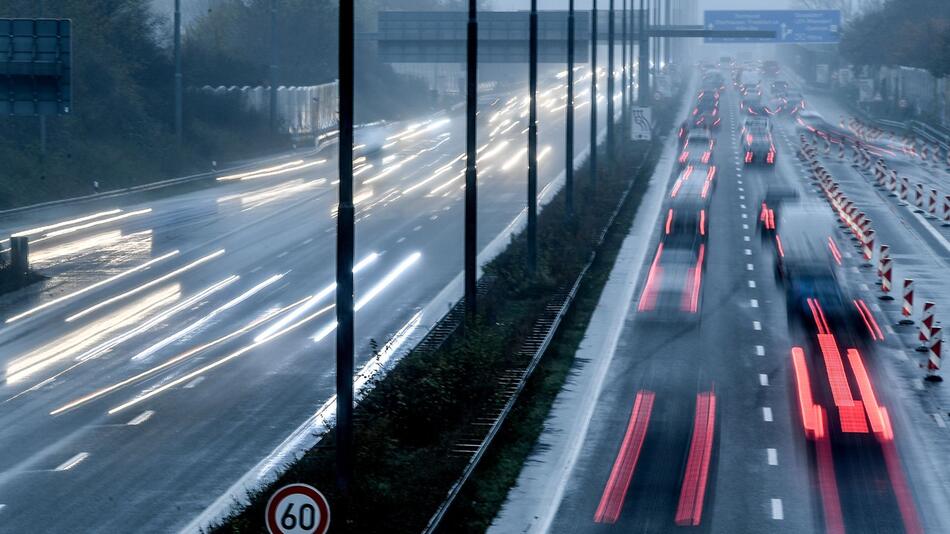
[265,483,331,534]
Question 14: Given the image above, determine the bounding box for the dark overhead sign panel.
[378,11,593,64]
[0,18,72,116]
[703,10,841,43]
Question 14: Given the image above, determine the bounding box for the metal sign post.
[590,0,598,188]
[565,0,575,222]
[527,0,538,273]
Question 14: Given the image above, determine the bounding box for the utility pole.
[173,0,183,146]
[638,0,650,106]
[590,0,598,187]
[527,0,539,273]
[565,0,575,222]
[269,0,279,133]
[336,0,355,506]
[465,0,478,320]
[606,0,615,165]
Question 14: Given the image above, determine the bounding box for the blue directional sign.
[703,10,841,44]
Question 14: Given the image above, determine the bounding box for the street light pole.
[527,0,539,273]
[606,0,615,165]
[336,0,355,502]
[465,0,478,320]
[565,0,575,222]
[638,0,650,106]
[174,0,182,145]
[590,0,598,187]
[269,0,279,133]
[621,0,627,124]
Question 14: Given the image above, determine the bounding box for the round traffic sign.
[265,483,331,534]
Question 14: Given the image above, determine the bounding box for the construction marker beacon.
[265,483,330,534]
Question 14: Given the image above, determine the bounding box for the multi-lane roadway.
[0,68,614,532]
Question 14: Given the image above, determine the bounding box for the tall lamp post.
[590,0,598,187]
[565,0,575,222]
[606,0,615,165]
[336,0,355,502]
[465,0,478,320]
[527,0,539,272]
[174,0,182,145]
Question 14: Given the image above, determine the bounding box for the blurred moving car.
[680,130,716,166]
[772,205,855,332]
[740,92,768,115]
[761,60,780,76]
[742,131,776,166]
[770,80,789,96]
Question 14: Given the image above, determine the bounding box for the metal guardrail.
[421,141,657,534]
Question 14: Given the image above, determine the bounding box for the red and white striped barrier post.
[925,326,943,382]
[899,177,909,203]
[879,258,894,300]
[900,279,915,325]
[928,189,939,218]
[838,143,845,160]
[862,229,875,264]
[915,183,926,211]
[877,244,890,279]
[943,195,950,226]
[888,170,898,194]
[918,302,936,352]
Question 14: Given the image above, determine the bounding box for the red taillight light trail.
[846,348,889,436]
[745,151,753,163]
[775,235,785,257]
[854,299,885,341]
[665,208,674,235]
[699,209,706,236]
[791,347,820,438]
[593,390,656,524]
[815,405,846,534]
[674,391,716,526]
[684,244,705,313]
[638,244,664,312]
[828,237,842,264]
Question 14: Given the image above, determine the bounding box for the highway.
[493,63,950,534]
[0,67,613,532]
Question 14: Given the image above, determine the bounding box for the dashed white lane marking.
[745,248,752,255]
[396,237,406,243]
[748,280,757,288]
[747,263,754,271]
[762,407,773,422]
[740,204,747,209]
[249,266,263,274]
[753,321,762,330]
[413,225,422,231]
[302,238,313,245]
[742,223,749,230]
[737,179,743,184]
[885,324,895,335]
[739,194,746,200]
[750,299,759,308]
[55,452,90,471]
[933,413,948,428]
[742,213,748,219]
[756,345,765,356]
[744,235,751,242]
[759,373,769,386]
[771,498,784,520]
[184,376,205,389]
[913,379,925,391]
[127,410,155,426]
[767,448,778,465]
[738,187,745,192]
[871,302,882,312]
[860,283,870,291]
[0,504,5,513]
[277,251,288,259]
[429,215,439,221]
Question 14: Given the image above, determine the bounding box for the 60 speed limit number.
[265,483,331,534]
